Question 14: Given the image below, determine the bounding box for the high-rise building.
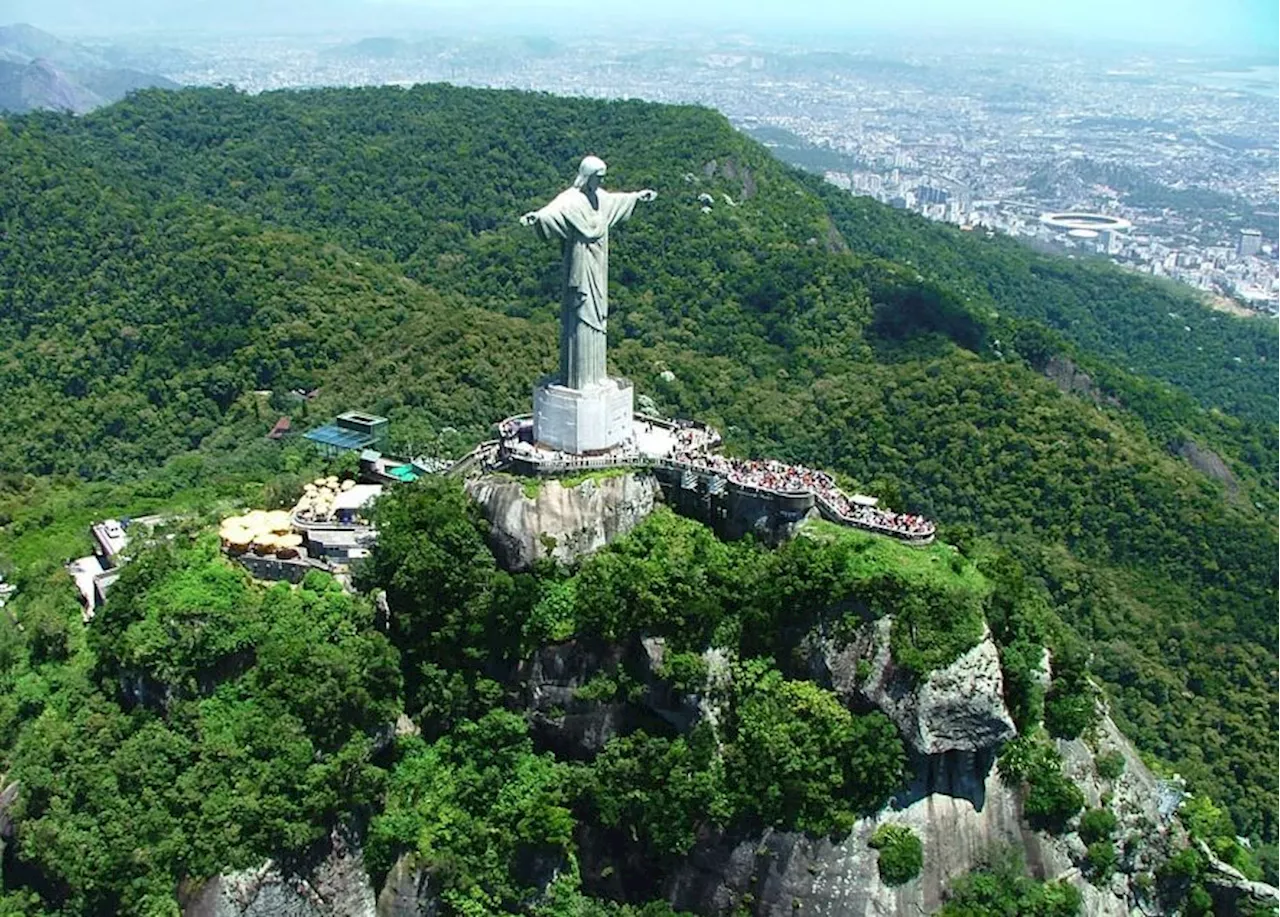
[916,183,949,205]
[1238,229,1262,257]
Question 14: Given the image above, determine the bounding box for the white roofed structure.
[333,484,384,513]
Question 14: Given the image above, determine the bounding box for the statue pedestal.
[534,378,634,455]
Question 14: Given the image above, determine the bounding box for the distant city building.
[824,170,852,191]
[916,183,949,206]
[1238,228,1262,257]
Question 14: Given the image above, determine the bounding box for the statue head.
[573,155,607,190]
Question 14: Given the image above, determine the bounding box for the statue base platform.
[533,378,634,455]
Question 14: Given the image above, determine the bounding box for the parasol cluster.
[294,476,356,523]
[219,509,304,557]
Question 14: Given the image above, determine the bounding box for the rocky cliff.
[656,713,1170,917]
[180,496,1277,917]
[181,635,1278,917]
[465,472,659,571]
[807,617,1017,756]
[182,825,376,917]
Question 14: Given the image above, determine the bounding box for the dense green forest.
[0,84,1276,914]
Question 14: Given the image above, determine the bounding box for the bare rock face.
[376,853,439,917]
[0,780,17,866]
[814,617,1016,756]
[1043,356,1119,408]
[663,715,1171,917]
[1203,852,1280,916]
[519,636,717,759]
[466,472,659,572]
[0,780,18,841]
[520,640,632,758]
[183,825,375,917]
[1174,439,1240,494]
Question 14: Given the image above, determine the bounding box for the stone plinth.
[533,378,633,454]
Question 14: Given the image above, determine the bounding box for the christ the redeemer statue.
[519,156,655,455]
[521,156,656,390]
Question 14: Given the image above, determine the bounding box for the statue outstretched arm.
[520,198,573,240]
[602,188,656,229]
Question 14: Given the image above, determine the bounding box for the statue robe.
[529,186,642,389]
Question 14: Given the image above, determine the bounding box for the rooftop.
[304,423,377,451]
[337,410,386,425]
[333,483,384,512]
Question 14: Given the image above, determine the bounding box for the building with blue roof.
[303,411,389,457]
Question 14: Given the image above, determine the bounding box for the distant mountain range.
[0,22,178,113]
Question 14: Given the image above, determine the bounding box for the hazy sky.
[6,0,1278,51]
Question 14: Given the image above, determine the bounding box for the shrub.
[1078,808,1117,844]
[1085,840,1118,882]
[887,578,986,680]
[869,823,924,886]
[938,847,1083,916]
[1043,642,1098,740]
[590,728,729,856]
[1044,686,1098,739]
[1181,794,1264,881]
[725,661,907,835]
[999,638,1047,731]
[658,651,710,694]
[1094,750,1125,781]
[1025,769,1086,831]
[1185,885,1214,917]
[999,735,1085,833]
[574,671,621,702]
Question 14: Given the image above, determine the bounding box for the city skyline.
[6,0,1279,51]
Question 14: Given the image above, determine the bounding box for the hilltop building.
[68,516,167,618]
[303,410,389,457]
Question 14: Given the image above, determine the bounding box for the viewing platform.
[474,413,936,545]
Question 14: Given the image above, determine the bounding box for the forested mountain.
[0,85,1275,915]
[0,24,177,114]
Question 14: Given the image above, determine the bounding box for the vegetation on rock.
[997,735,1085,833]
[939,849,1082,916]
[868,823,924,886]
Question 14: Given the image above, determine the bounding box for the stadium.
[1039,211,1133,233]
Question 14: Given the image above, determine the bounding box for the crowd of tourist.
[494,415,935,542]
[495,416,640,471]
[820,492,935,539]
[664,440,935,541]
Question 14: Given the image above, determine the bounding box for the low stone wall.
[234,554,318,584]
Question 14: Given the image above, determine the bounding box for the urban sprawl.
[153,32,1279,314]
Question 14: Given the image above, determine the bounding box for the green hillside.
[0,85,1275,911]
[813,187,1278,425]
